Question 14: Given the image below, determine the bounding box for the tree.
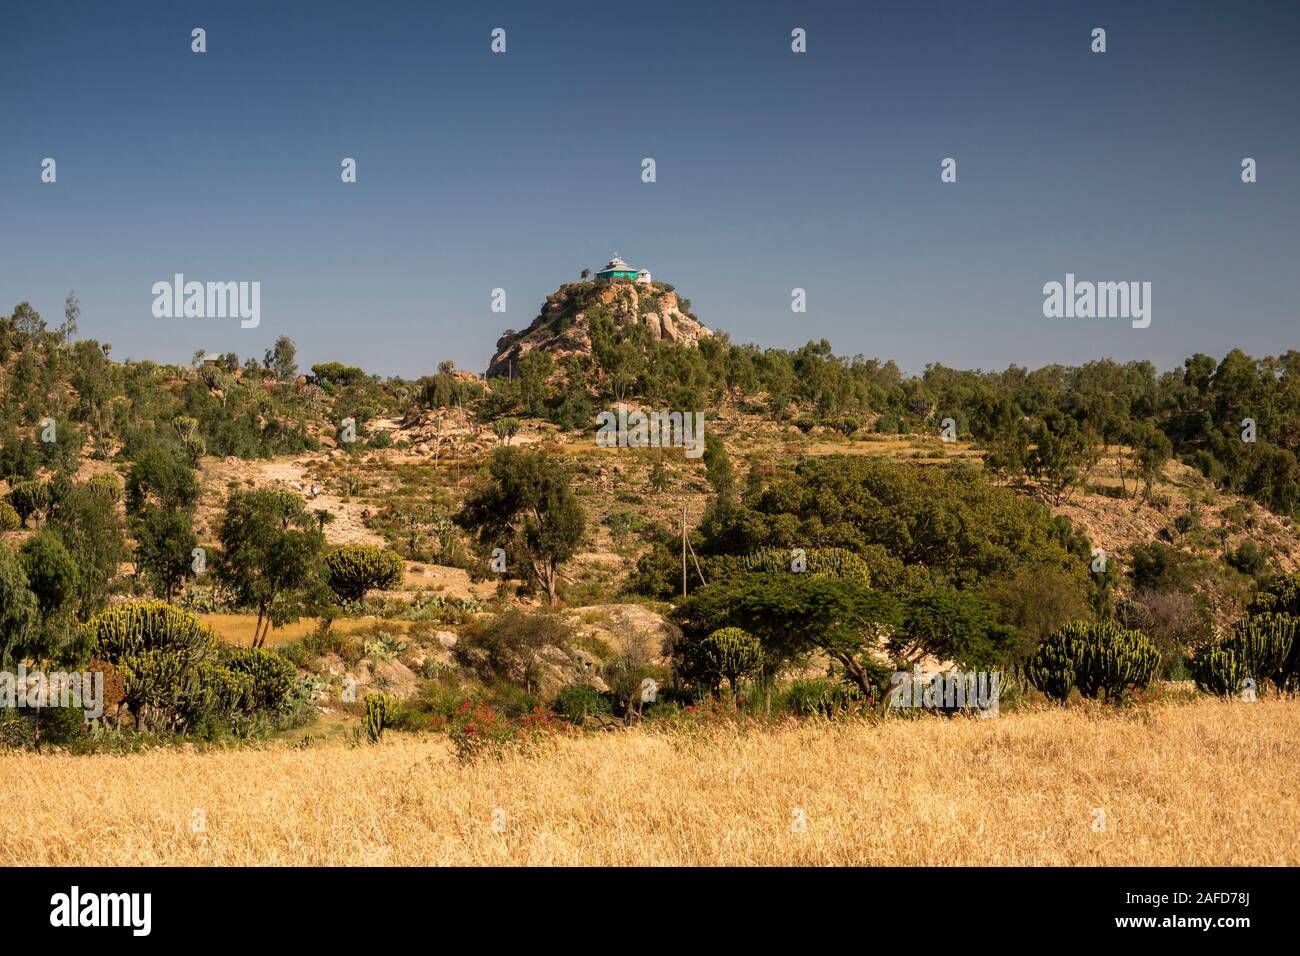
[893,586,1017,669]
[264,336,298,381]
[0,545,39,667]
[45,477,125,618]
[216,489,326,646]
[11,301,45,343]
[7,480,50,527]
[455,447,585,603]
[126,444,201,513]
[493,417,520,446]
[675,574,901,697]
[324,544,404,604]
[134,509,198,603]
[127,444,202,602]
[59,290,80,343]
[19,532,79,617]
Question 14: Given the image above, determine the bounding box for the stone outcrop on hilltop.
[486,279,711,378]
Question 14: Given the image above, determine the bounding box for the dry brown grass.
[3,698,1296,865]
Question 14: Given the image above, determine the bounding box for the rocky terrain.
[487,279,711,378]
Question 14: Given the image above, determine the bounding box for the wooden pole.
[682,505,687,598]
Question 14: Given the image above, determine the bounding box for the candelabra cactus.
[363,693,398,743]
[1026,620,1160,703]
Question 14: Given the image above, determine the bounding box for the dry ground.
[3,698,1295,866]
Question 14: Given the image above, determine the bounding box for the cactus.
[1191,643,1244,698]
[740,547,871,584]
[1024,627,1078,703]
[1192,613,1296,697]
[1026,620,1160,703]
[324,544,405,604]
[697,627,763,694]
[363,693,398,743]
[6,479,51,526]
[79,600,217,666]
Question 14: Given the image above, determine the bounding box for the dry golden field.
[3,697,1296,866]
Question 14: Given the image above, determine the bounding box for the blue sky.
[1,0,1297,377]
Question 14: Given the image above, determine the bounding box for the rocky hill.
[486,279,711,378]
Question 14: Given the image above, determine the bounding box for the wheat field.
[3,698,1296,866]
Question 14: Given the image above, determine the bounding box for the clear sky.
[2,0,1297,378]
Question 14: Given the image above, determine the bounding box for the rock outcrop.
[486,279,711,378]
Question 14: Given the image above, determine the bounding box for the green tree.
[264,335,298,381]
[46,478,125,618]
[0,545,40,667]
[215,489,326,646]
[19,531,79,617]
[676,574,901,697]
[455,447,585,603]
[127,444,202,602]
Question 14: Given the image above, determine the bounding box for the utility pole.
[682,505,688,598]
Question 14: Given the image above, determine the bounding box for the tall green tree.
[456,447,585,603]
[216,489,326,646]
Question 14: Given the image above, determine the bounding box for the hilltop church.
[595,254,651,285]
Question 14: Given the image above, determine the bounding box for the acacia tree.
[675,574,901,698]
[455,447,585,603]
[216,489,325,646]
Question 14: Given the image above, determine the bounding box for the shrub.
[228,647,300,713]
[434,699,573,762]
[325,544,404,604]
[0,501,20,531]
[1026,621,1160,703]
[1226,540,1269,576]
[552,683,613,721]
[779,678,865,717]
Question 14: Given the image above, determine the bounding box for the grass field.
[3,697,1295,866]
[197,614,416,647]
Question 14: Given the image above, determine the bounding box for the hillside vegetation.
[2,285,1300,756]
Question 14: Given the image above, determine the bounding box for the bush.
[324,544,404,604]
[1226,540,1269,576]
[228,647,300,713]
[552,683,613,721]
[778,678,865,717]
[1026,620,1161,703]
[0,501,20,531]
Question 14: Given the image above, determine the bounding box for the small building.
[596,254,652,285]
